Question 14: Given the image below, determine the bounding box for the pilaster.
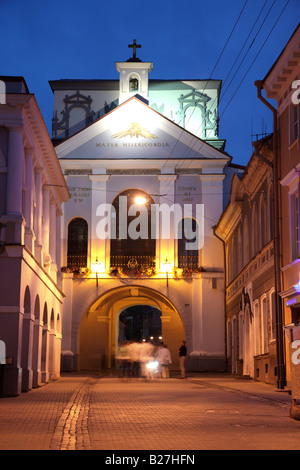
[24,148,35,253]
[89,174,110,270]
[157,175,177,269]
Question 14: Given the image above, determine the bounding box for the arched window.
[110,190,156,269]
[129,75,139,92]
[259,194,266,251]
[24,286,31,315]
[267,183,274,242]
[232,234,237,279]
[227,238,235,284]
[50,309,55,330]
[34,295,40,321]
[67,218,88,268]
[56,314,61,335]
[251,204,258,258]
[243,217,249,266]
[237,225,243,273]
[178,218,199,269]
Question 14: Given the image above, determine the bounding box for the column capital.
[24,147,34,156]
[89,174,110,183]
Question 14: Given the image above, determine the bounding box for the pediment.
[178,89,211,104]
[55,96,229,162]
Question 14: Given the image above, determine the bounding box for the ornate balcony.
[110,255,156,269]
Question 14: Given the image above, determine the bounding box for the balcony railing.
[178,255,199,269]
[67,254,87,268]
[110,255,156,269]
[65,254,200,274]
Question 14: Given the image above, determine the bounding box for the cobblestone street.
[0,373,299,451]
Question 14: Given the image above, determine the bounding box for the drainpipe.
[213,226,228,372]
[255,80,285,390]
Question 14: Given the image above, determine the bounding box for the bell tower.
[116,40,153,104]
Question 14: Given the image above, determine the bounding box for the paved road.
[0,372,299,451]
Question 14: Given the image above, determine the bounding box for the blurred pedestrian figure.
[155,341,164,377]
[140,340,155,379]
[129,341,141,378]
[157,344,172,378]
[179,340,187,378]
[117,340,131,380]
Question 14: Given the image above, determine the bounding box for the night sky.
[0,0,299,166]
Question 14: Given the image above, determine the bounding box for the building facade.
[215,136,277,384]
[258,24,300,389]
[0,77,69,396]
[50,45,238,373]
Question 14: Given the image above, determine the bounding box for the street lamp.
[162,256,172,287]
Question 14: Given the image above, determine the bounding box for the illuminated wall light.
[162,256,173,287]
[161,256,173,273]
[134,196,147,205]
[91,258,105,274]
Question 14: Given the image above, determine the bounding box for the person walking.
[157,344,172,378]
[117,341,131,379]
[179,340,187,378]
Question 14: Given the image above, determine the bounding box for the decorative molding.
[52,91,95,139]
[176,89,219,139]
[107,169,161,175]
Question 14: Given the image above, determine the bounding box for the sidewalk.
[184,372,293,408]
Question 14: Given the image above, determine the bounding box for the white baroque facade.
[51,48,239,372]
[0,77,69,396]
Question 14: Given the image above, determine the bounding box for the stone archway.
[78,285,185,372]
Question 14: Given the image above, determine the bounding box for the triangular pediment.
[55,96,229,161]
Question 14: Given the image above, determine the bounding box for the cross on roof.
[128,39,141,61]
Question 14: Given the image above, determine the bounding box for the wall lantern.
[91,257,105,287]
[162,256,172,287]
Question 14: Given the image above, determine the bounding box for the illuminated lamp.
[91,257,105,287]
[134,196,147,205]
[162,256,173,287]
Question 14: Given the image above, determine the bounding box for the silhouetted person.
[179,341,187,378]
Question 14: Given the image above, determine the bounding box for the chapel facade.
[50,42,241,372]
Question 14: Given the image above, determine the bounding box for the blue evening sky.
[0,0,299,166]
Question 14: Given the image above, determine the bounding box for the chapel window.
[110,190,156,270]
[67,217,88,268]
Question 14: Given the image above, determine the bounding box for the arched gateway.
[78,285,185,371]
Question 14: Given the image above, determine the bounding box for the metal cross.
[128,39,141,59]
